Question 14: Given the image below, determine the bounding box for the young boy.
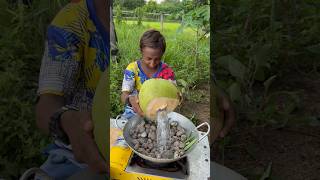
[120,29,175,119]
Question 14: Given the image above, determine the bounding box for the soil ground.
[177,83,210,126]
[177,70,320,180]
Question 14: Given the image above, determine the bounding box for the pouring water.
[156,108,171,158]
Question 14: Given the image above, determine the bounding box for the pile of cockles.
[129,119,189,159]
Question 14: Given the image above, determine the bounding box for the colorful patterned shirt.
[121,60,175,94]
[37,0,109,111]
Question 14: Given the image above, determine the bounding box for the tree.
[144,0,158,13]
[179,5,210,77]
[114,0,145,10]
[163,0,180,3]
[134,6,145,26]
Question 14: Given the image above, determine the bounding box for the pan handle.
[195,122,210,142]
[114,115,127,129]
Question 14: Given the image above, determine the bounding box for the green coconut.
[92,68,109,161]
[139,78,180,121]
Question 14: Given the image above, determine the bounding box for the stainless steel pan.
[122,112,210,164]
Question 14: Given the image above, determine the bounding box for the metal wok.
[122,112,210,164]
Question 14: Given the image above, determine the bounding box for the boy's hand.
[210,88,236,145]
[129,95,144,117]
[61,111,108,174]
[218,93,236,138]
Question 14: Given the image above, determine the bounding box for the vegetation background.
[212,0,320,179]
[0,0,70,178]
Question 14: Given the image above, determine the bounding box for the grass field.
[110,20,210,117]
[124,20,194,34]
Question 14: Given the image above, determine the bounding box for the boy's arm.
[36,94,64,134]
[36,94,107,173]
[37,32,81,132]
[121,66,144,116]
[121,64,136,104]
[121,91,130,104]
[210,85,236,144]
[217,88,236,138]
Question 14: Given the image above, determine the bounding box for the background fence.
[113,10,181,23]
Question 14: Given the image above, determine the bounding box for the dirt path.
[212,126,320,180]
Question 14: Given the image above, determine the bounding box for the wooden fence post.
[160,13,164,31]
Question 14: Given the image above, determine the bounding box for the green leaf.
[254,66,266,81]
[184,137,197,151]
[307,117,320,127]
[306,43,320,54]
[265,91,300,115]
[180,5,209,30]
[259,162,272,180]
[263,75,277,95]
[181,88,186,94]
[177,79,188,88]
[250,44,272,68]
[228,82,241,102]
[216,55,247,80]
[215,57,229,71]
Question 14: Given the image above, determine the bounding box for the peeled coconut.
[139,79,180,121]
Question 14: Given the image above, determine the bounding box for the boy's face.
[141,47,163,70]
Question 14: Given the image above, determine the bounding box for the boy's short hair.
[140,29,166,54]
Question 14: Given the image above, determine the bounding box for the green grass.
[124,20,194,34]
[110,20,210,117]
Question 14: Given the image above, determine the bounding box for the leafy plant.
[178,4,210,83]
[134,6,145,26]
[115,4,123,24]
[179,5,210,37]
[0,0,68,178]
[213,0,317,126]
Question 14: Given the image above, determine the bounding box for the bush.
[0,0,68,178]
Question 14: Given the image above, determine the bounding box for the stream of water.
[156,109,171,158]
